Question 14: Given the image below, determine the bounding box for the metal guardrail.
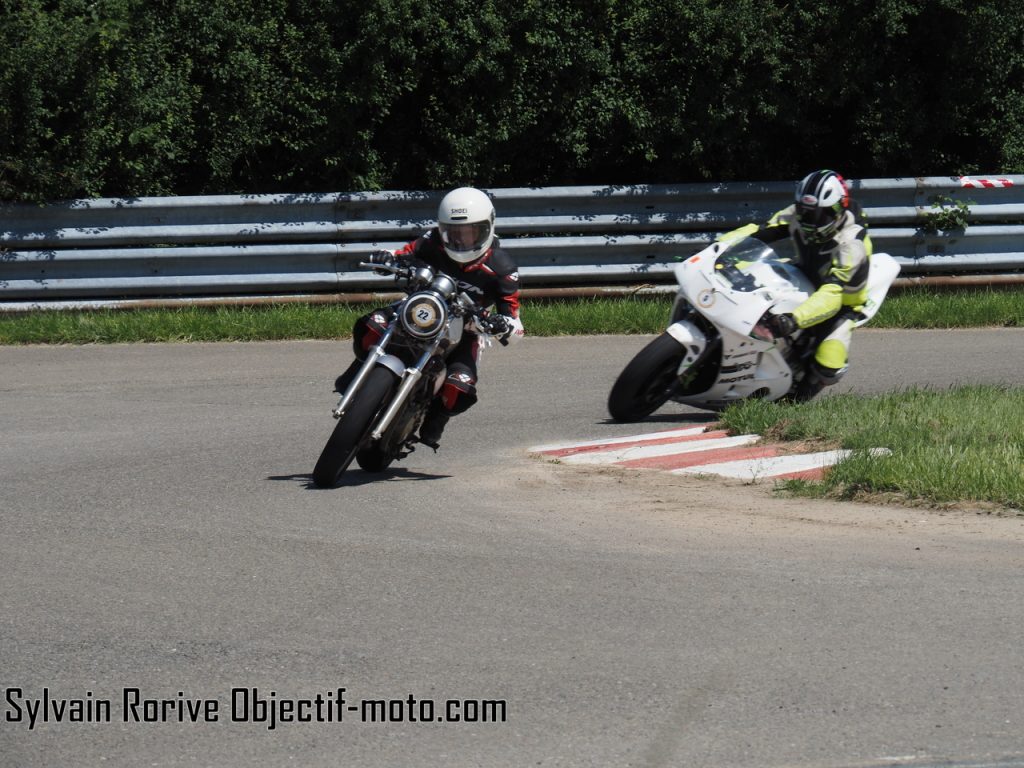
[1,176,1022,307]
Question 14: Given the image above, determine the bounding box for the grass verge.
[718,385,1024,514]
[0,286,1021,344]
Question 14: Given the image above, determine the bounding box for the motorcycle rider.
[719,169,872,401]
[336,186,524,449]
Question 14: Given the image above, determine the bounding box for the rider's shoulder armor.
[485,240,519,278]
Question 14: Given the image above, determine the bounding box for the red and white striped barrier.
[959,176,1015,189]
[530,426,885,482]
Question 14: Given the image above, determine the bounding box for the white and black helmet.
[794,170,850,243]
[437,187,496,263]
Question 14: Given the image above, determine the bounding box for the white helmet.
[437,187,496,263]
[794,170,850,243]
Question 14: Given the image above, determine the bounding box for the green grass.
[0,287,1021,344]
[874,285,1023,328]
[718,385,1024,513]
[0,303,367,344]
[0,296,675,344]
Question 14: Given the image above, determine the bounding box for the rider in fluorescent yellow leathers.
[719,170,872,401]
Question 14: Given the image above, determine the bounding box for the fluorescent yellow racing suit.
[720,201,872,374]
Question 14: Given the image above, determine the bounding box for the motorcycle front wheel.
[312,367,397,488]
[607,332,686,422]
[354,445,391,473]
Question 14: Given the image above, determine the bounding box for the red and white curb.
[530,426,886,482]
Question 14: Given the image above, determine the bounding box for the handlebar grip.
[481,315,510,343]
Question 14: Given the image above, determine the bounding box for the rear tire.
[312,367,396,487]
[607,333,686,422]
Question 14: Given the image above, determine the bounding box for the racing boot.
[793,362,845,403]
[417,401,451,451]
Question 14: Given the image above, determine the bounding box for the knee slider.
[440,370,477,415]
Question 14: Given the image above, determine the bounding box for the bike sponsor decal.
[723,350,758,360]
[720,360,756,374]
[719,373,755,384]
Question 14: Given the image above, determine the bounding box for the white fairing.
[666,320,708,375]
[665,237,899,409]
[853,251,900,326]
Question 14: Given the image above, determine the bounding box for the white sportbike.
[607,236,900,420]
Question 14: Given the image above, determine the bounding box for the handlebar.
[359,256,509,344]
[358,255,412,280]
[472,311,511,345]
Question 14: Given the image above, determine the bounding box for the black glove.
[767,312,798,339]
[483,314,510,338]
[368,250,394,275]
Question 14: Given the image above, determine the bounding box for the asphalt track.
[1,329,1023,767]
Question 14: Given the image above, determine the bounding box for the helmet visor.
[441,221,491,253]
[795,203,837,229]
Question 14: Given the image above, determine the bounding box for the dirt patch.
[518,454,1024,545]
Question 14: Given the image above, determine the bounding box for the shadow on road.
[268,467,453,489]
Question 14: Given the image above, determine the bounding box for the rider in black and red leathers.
[392,228,522,332]
[337,187,524,449]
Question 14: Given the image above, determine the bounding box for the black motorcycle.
[312,254,509,487]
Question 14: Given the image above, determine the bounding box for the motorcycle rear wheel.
[312,367,396,487]
[607,332,686,422]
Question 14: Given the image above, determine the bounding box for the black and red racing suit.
[354,227,521,416]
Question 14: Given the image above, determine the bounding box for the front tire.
[355,445,392,473]
[607,333,686,422]
[312,367,396,487]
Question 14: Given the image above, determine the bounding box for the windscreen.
[713,237,801,293]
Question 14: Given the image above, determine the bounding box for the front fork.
[332,324,397,419]
[332,323,444,439]
[369,344,439,440]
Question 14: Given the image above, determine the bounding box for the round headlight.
[400,292,448,339]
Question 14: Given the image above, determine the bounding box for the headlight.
[400,292,448,339]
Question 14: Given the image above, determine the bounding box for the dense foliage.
[2,0,1023,201]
